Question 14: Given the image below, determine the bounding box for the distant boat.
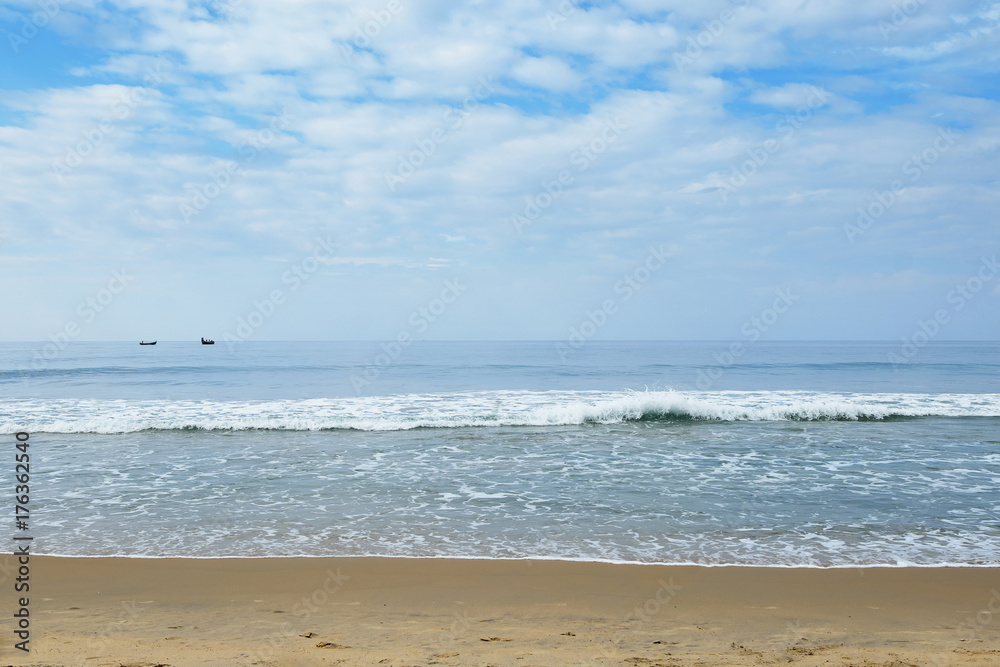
[201,338,215,345]
[139,341,157,345]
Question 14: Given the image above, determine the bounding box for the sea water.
[1,341,997,566]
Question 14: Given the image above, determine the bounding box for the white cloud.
[0,0,998,340]
[748,83,829,109]
[511,56,582,92]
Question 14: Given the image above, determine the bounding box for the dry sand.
[1,556,998,666]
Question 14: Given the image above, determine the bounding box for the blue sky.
[1,0,998,342]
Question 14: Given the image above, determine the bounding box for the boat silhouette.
[201,337,215,345]
[139,341,157,345]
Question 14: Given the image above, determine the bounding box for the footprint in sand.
[730,642,763,657]
[786,642,843,656]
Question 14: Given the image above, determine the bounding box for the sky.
[0,0,998,342]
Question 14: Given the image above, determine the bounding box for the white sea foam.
[2,390,999,434]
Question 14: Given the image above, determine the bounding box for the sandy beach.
[0,556,997,666]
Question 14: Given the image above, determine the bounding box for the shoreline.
[2,556,998,666]
[26,552,1000,567]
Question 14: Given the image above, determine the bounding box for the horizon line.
[2,339,999,344]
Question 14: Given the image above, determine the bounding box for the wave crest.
[2,390,998,434]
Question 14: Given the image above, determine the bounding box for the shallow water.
[2,341,998,565]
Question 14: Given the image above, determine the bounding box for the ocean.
[2,340,998,566]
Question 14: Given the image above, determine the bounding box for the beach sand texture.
[2,556,998,666]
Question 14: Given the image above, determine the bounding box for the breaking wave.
[3,390,999,434]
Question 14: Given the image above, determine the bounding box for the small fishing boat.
[139,341,157,345]
[201,338,215,345]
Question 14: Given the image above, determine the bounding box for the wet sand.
[1,556,998,666]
